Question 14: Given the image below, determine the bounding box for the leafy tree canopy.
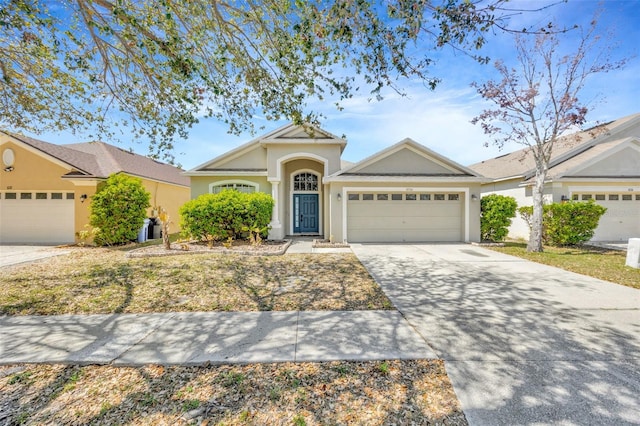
[1,0,558,160]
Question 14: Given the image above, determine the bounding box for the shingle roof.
[5,132,189,186]
[468,113,640,180]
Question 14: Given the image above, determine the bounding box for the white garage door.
[347,192,463,242]
[0,191,75,244]
[575,193,640,241]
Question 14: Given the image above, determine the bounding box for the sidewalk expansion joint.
[111,313,177,365]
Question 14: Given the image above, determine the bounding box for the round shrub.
[90,174,151,246]
[480,194,518,242]
[518,200,607,246]
[180,190,274,245]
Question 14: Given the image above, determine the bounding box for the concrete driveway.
[351,243,640,426]
[0,245,70,267]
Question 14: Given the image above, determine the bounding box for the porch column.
[268,180,283,239]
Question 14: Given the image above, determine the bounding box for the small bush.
[480,194,517,242]
[518,200,606,246]
[180,190,274,245]
[90,174,151,246]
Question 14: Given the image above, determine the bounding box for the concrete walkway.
[351,243,640,426]
[0,311,435,366]
[0,245,70,268]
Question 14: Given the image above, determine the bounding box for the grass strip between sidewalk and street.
[0,360,467,426]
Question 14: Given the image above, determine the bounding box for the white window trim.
[209,180,259,194]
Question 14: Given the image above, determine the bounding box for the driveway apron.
[351,243,640,426]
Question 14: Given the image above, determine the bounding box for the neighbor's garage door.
[0,191,75,244]
[347,191,463,242]
[576,193,640,241]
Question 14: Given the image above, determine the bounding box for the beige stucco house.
[185,123,487,243]
[469,113,640,242]
[0,131,190,244]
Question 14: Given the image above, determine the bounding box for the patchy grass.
[0,361,466,426]
[0,248,393,315]
[488,242,640,289]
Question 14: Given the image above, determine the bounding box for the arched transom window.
[293,172,318,191]
[210,182,257,194]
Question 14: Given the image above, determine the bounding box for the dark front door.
[293,194,319,233]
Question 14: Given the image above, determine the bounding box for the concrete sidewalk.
[0,311,435,366]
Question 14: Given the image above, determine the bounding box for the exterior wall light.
[471,194,478,201]
[80,194,88,203]
[336,192,342,201]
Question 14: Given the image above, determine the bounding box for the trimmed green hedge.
[518,200,607,246]
[90,174,151,246]
[179,190,274,245]
[480,194,518,242]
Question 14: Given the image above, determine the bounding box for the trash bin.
[147,218,156,240]
[137,218,151,243]
[153,221,162,239]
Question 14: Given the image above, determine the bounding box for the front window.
[293,172,318,191]
[211,182,256,194]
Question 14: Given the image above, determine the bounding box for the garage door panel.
[0,196,75,244]
[347,192,463,242]
[593,200,640,241]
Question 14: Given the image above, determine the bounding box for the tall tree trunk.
[527,170,546,252]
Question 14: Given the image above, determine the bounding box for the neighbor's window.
[293,172,318,191]
[211,182,256,194]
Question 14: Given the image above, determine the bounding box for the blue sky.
[29,0,640,170]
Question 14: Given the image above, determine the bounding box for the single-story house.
[0,131,190,244]
[468,113,640,242]
[185,123,487,243]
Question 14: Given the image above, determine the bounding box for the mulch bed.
[127,239,292,258]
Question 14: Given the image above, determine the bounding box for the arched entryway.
[291,170,320,233]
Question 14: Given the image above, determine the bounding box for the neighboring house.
[0,131,190,244]
[185,123,487,243]
[469,113,640,242]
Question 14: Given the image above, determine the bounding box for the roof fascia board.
[331,138,483,178]
[182,170,268,177]
[557,137,640,178]
[523,115,640,180]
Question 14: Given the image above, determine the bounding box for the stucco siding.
[215,145,267,169]
[569,146,640,177]
[356,148,459,175]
